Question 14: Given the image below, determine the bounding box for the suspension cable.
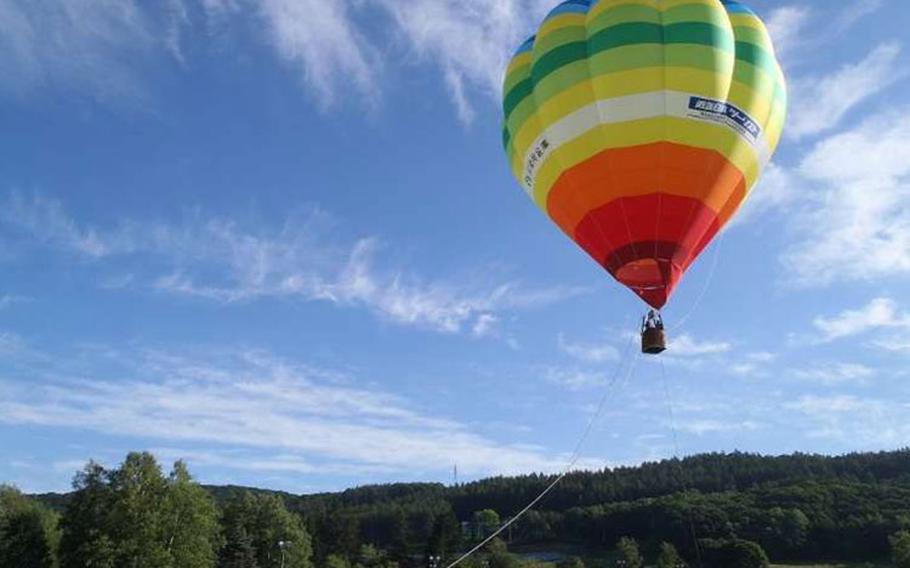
[444,329,642,568]
[659,356,703,567]
[669,231,726,334]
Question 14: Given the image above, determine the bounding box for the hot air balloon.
[502,0,786,354]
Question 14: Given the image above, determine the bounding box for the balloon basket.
[641,327,667,355]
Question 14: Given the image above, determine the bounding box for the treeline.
[6,449,910,567]
[3,453,312,567]
[283,450,910,563]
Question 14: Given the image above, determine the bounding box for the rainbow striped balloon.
[502,0,786,309]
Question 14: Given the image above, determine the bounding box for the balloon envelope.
[502,0,786,308]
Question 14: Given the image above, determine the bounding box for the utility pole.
[453,464,458,486]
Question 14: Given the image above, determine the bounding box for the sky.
[1,0,909,495]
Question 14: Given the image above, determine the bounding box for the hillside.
[32,449,910,565]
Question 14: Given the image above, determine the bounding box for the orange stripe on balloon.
[545,142,747,237]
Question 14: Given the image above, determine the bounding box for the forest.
[3,449,910,567]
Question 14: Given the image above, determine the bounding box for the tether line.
[445,327,641,568]
[659,356,704,567]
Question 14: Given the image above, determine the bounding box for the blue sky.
[1,0,909,494]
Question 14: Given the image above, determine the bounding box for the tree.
[0,486,58,568]
[163,460,222,566]
[700,539,769,568]
[325,554,350,568]
[616,536,643,568]
[222,491,313,568]
[59,454,221,568]
[656,542,684,568]
[891,531,910,568]
[484,538,519,568]
[472,509,500,539]
[426,510,461,561]
[59,462,117,568]
[556,556,585,568]
[221,523,258,568]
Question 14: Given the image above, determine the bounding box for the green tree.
[222,491,313,568]
[556,555,585,568]
[426,510,461,560]
[325,554,350,568]
[59,462,117,568]
[484,538,519,568]
[891,531,910,568]
[700,539,769,568]
[163,460,222,566]
[472,509,500,539]
[221,523,258,568]
[656,542,684,568]
[59,453,221,568]
[107,452,171,566]
[616,536,643,568]
[0,485,58,568]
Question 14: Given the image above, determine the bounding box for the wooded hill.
[21,449,910,567]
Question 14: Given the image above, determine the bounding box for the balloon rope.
[444,329,641,568]
[659,357,704,567]
[668,230,726,333]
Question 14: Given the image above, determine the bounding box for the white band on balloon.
[520,90,773,196]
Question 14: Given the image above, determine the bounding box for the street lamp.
[279,540,293,568]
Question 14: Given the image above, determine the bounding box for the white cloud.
[676,419,760,436]
[558,333,620,364]
[782,111,910,286]
[787,43,903,139]
[0,0,539,121]
[543,367,609,391]
[0,344,578,478]
[764,5,812,63]
[813,298,910,342]
[0,0,167,103]
[668,334,731,357]
[1,192,581,336]
[256,0,377,107]
[785,394,910,446]
[375,0,536,124]
[0,295,28,310]
[872,338,910,354]
[734,163,799,224]
[728,351,778,377]
[766,1,883,70]
[2,192,122,257]
[792,362,875,385]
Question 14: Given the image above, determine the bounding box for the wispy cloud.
[766,1,884,70]
[782,110,910,286]
[542,367,611,391]
[676,419,761,436]
[785,394,910,446]
[1,192,582,336]
[787,42,903,139]
[764,5,812,63]
[668,334,731,357]
[0,295,28,310]
[255,0,378,107]
[813,298,910,342]
[558,333,620,364]
[791,362,875,386]
[0,0,543,121]
[0,0,170,104]
[0,342,578,478]
[376,0,538,124]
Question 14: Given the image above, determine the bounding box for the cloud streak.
[782,110,910,286]
[0,343,577,479]
[1,192,582,335]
